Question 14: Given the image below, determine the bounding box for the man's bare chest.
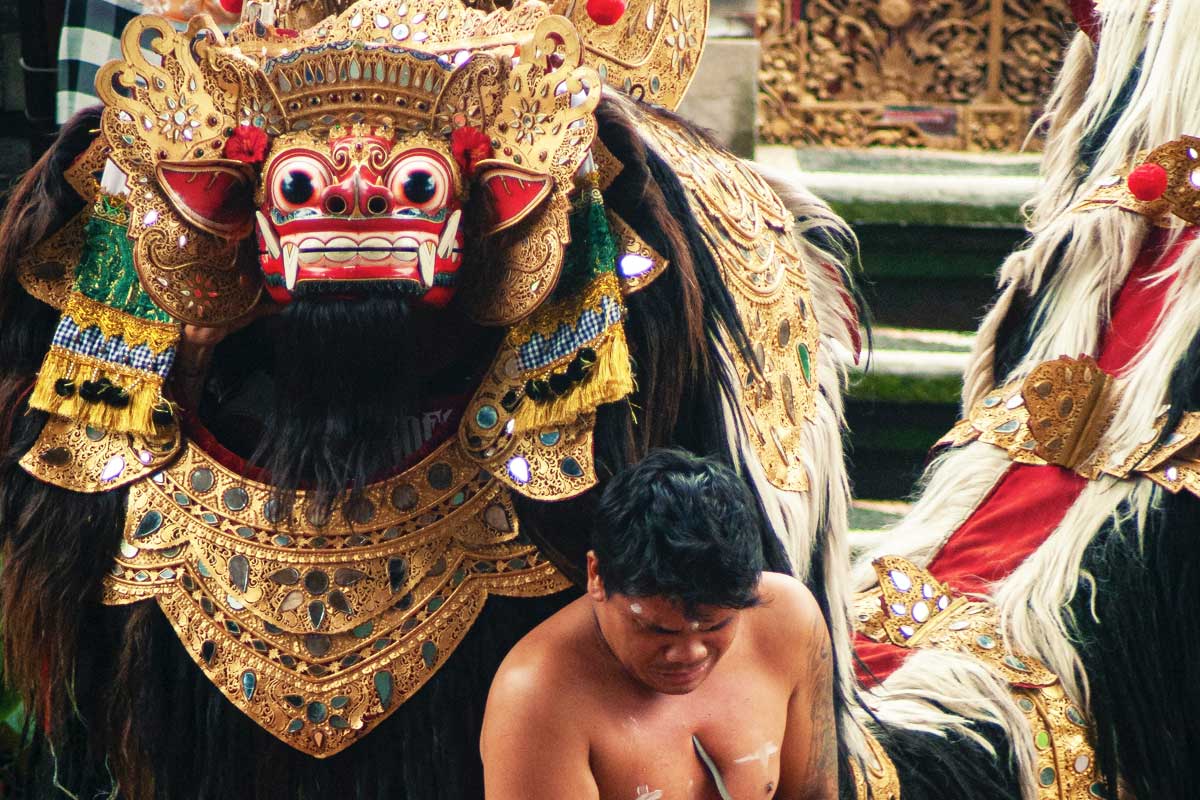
[589,678,788,800]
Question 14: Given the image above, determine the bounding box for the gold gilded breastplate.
[102,436,569,757]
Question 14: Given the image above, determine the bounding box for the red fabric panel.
[854,465,1085,686]
[855,227,1197,686]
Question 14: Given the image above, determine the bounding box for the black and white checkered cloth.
[518,294,623,373]
[52,314,177,377]
[57,0,139,123]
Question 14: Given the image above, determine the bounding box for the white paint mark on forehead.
[629,602,644,615]
[689,621,701,631]
[634,785,663,800]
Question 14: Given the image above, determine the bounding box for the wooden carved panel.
[758,0,1073,151]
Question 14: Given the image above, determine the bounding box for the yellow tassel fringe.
[30,347,165,437]
[64,293,179,352]
[512,326,634,432]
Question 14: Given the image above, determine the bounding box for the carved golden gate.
[758,0,1073,151]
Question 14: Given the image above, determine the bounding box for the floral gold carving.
[940,357,1200,492]
[20,416,182,493]
[758,0,1073,151]
[1075,136,1200,227]
[855,556,1104,798]
[96,15,268,324]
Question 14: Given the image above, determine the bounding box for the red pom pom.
[586,0,627,26]
[451,126,494,178]
[223,124,270,165]
[219,0,244,14]
[1127,163,1169,202]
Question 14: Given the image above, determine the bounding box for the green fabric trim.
[72,195,172,323]
[553,187,618,301]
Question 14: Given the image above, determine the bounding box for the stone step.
[844,327,968,500]
[848,327,971,404]
[850,499,912,535]
[755,145,1025,330]
[755,144,1039,226]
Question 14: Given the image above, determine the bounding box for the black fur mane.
[0,98,861,798]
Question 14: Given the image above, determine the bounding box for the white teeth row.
[271,229,461,291]
[295,235,417,252]
[418,241,436,288]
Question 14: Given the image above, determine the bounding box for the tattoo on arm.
[803,613,837,799]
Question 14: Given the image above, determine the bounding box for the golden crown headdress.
[84,0,704,327]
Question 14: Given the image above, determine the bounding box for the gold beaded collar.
[103,433,569,757]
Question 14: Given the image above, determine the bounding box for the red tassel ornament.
[223,125,270,165]
[451,127,494,179]
[219,0,244,15]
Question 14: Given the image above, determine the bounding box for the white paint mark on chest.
[634,784,664,800]
[733,741,779,767]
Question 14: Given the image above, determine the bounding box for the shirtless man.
[481,449,837,800]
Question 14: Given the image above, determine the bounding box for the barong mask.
[255,129,466,305]
[98,11,600,322]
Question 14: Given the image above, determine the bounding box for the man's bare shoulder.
[487,596,597,714]
[749,572,829,675]
[482,597,602,799]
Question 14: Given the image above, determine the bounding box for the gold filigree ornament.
[19,415,182,493]
[96,14,272,325]
[608,211,670,295]
[1074,136,1200,227]
[19,135,113,311]
[102,436,569,757]
[937,355,1200,494]
[855,556,1105,800]
[454,14,603,324]
[849,727,900,800]
[242,0,706,112]
[545,0,707,110]
[637,110,821,491]
[1022,356,1114,472]
[18,210,88,311]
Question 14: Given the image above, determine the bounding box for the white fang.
[256,211,281,259]
[437,209,462,258]
[283,243,300,290]
[418,240,436,287]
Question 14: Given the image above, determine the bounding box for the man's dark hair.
[592,448,766,615]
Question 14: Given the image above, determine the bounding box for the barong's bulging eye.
[268,152,333,212]
[387,151,453,212]
[281,170,314,205]
[403,171,437,204]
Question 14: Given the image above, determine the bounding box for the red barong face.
[255,129,464,308]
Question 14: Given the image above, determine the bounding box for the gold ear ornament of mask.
[96,14,270,326]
